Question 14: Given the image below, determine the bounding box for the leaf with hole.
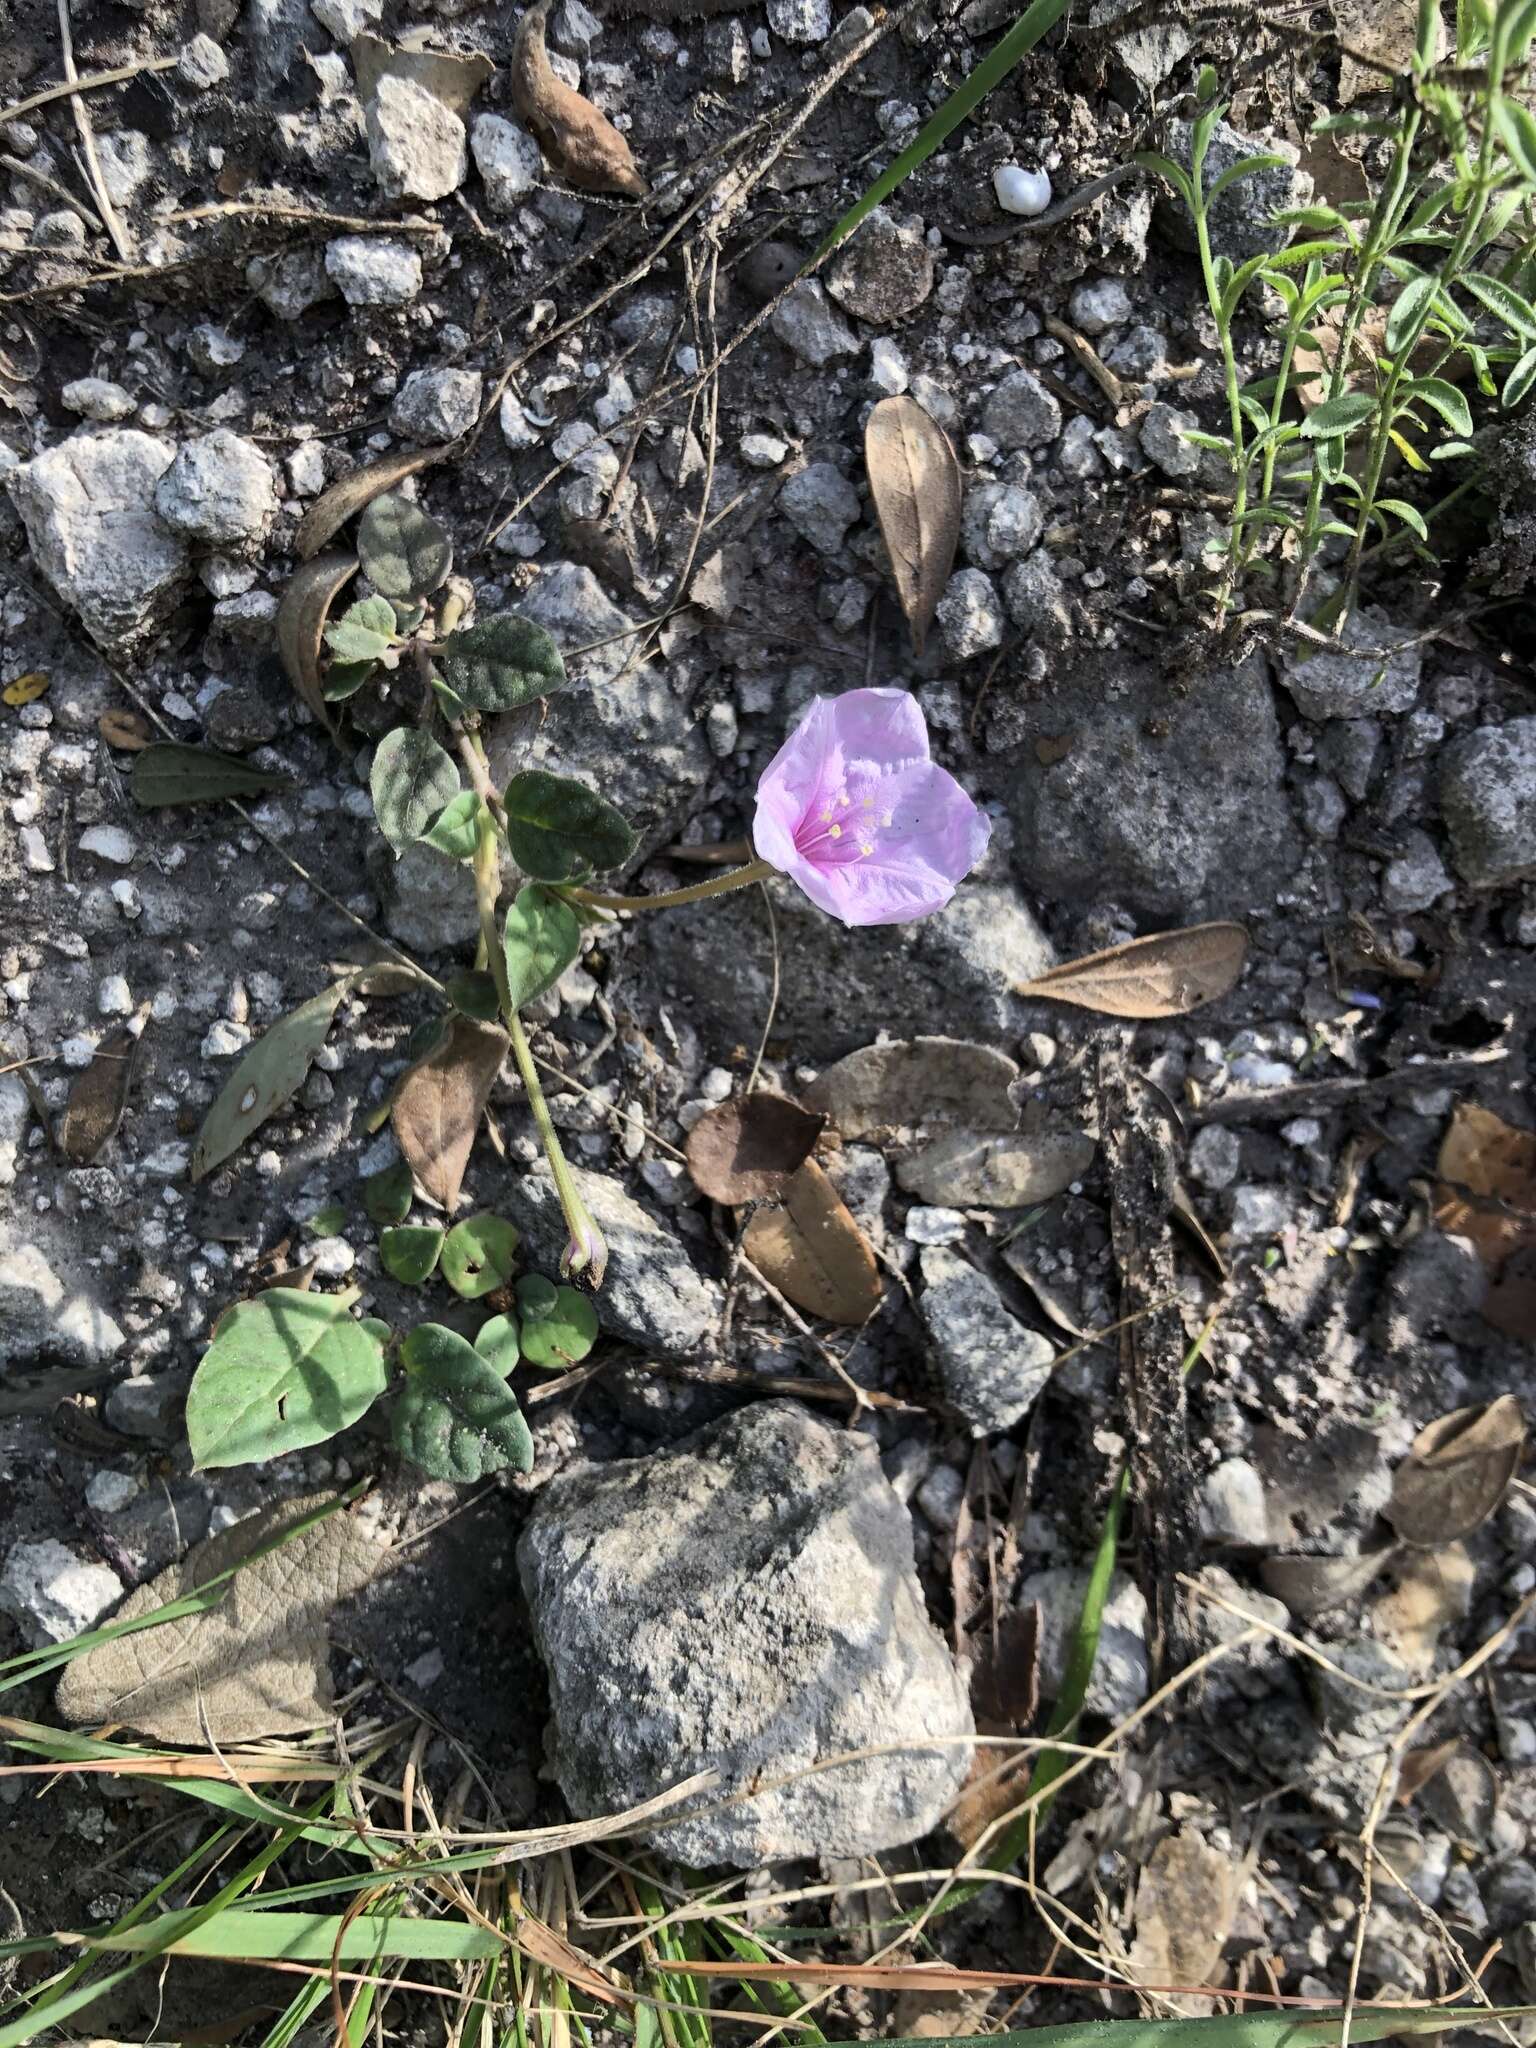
[54,1492,386,1743]
[129,744,289,809]
[518,1283,598,1370]
[684,1093,825,1203]
[441,1213,520,1298]
[1387,1395,1526,1546]
[503,883,581,1010]
[1300,392,1378,438]
[276,551,356,733]
[474,1311,522,1379]
[192,982,350,1181]
[391,1323,534,1483]
[502,769,638,881]
[370,728,460,855]
[419,791,484,861]
[438,614,566,714]
[295,443,453,561]
[326,596,399,667]
[391,1015,507,1212]
[356,490,453,601]
[59,1021,143,1164]
[363,1161,414,1226]
[1017,923,1248,1018]
[185,1286,389,1470]
[742,1157,882,1326]
[379,1225,445,1285]
[864,395,961,657]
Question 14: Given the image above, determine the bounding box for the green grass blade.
[837,2013,1536,2048]
[79,1906,503,1964]
[812,0,1067,262]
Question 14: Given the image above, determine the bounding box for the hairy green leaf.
[1375,497,1430,541]
[357,492,453,601]
[186,1287,388,1470]
[192,982,350,1180]
[502,769,638,881]
[1504,345,1536,408]
[445,969,501,1021]
[503,883,581,1010]
[1300,391,1378,437]
[130,744,288,809]
[325,596,398,666]
[322,658,377,702]
[391,1323,534,1482]
[363,1161,415,1225]
[1385,272,1437,356]
[371,728,460,855]
[437,615,566,713]
[1461,271,1536,339]
[441,1212,520,1299]
[1494,93,1536,182]
[1402,376,1473,436]
[379,1224,445,1285]
[419,791,484,861]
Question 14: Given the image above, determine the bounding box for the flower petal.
[825,686,931,770]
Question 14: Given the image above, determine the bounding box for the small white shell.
[992,164,1052,218]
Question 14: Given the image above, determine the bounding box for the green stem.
[472,804,607,1287]
[1192,189,1251,610]
[562,857,776,913]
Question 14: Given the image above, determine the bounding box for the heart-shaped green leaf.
[419,791,484,861]
[441,1212,520,1298]
[358,492,453,601]
[503,769,638,881]
[392,1323,535,1481]
[363,1160,415,1226]
[371,728,460,855]
[503,884,581,1011]
[186,1286,389,1470]
[516,1273,559,1318]
[474,1311,522,1380]
[437,615,565,713]
[445,969,500,1021]
[326,595,398,665]
[518,1282,599,1371]
[380,1224,445,1285]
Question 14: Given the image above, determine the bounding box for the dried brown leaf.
[1416,1742,1499,1847]
[391,1016,508,1212]
[351,30,493,117]
[1435,1100,1536,1268]
[276,551,355,733]
[98,707,152,751]
[804,1036,1018,1140]
[1396,1738,1461,1807]
[742,1157,882,1326]
[1018,922,1249,1018]
[511,0,647,197]
[1258,1545,1398,1621]
[1172,1180,1228,1281]
[59,1020,143,1164]
[55,1494,386,1743]
[1386,1394,1526,1547]
[865,395,961,657]
[685,1093,825,1203]
[894,1127,1094,1207]
[970,1601,1041,1728]
[294,445,454,562]
[1127,1829,1234,2015]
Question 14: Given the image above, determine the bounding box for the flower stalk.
[562,858,776,913]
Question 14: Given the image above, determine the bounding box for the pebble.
[0,1539,123,1646]
[993,164,1051,216]
[767,0,831,39]
[1001,550,1071,643]
[79,824,135,864]
[904,1205,967,1244]
[1189,1124,1240,1189]
[471,113,543,211]
[1382,829,1452,912]
[325,236,423,308]
[1228,1184,1294,1242]
[868,336,908,394]
[246,248,336,321]
[1139,402,1201,478]
[178,31,230,83]
[367,74,467,202]
[85,1469,140,1514]
[155,430,278,548]
[1441,718,1536,890]
[936,567,1005,661]
[1068,275,1132,335]
[740,431,788,468]
[61,377,134,422]
[105,1374,181,1439]
[981,367,1062,450]
[778,462,860,554]
[97,975,132,1016]
[918,1246,1054,1434]
[826,207,934,324]
[389,367,483,442]
[1199,1458,1270,1546]
[770,281,858,367]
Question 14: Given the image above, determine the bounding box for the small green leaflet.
[357,493,453,602]
[518,1282,598,1370]
[192,981,351,1181]
[1460,272,1536,341]
[1401,376,1473,438]
[445,969,500,1021]
[391,1323,535,1482]
[323,659,377,703]
[130,744,289,809]
[503,884,581,1010]
[419,791,484,861]
[441,1213,520,1298]
[1375,498,1429,542]
[325,596,398,665]
[1300,392,1377,438]
[186,1286,388,1469]
[503,770,639,881]
[437,615,566,714]
[1384,273,1436,358]
[371,728,460,855]
[380,1225,445,1285]
[1505,346,1536,410]
[363,1161,414,1226]
[474,1312,521,1379]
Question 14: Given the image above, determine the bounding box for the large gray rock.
[501,1163,720,1352]
[6,430,189,649]
[517,1401,974,1866]
[1160,118,1310,263]
[488,562,710,861]
[0,1240,127,1369]
[1004,654,1297,918]
[1278,603,1421,721]
[918,1248,1055,1434]
[632,876,1053,1062]
[367,74,467,201]
[1440,718,1536,890]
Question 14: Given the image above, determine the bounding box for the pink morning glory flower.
[752,687,991,926]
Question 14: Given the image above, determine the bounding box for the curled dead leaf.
[895,1127,1094,1207]
[59,1019,144,1165]
[804,1036,1019,1140]
[391,1016,508,1212]
[1435,1100,1536,1263]
[685,1093,825,1204]
[1386,1395,1526,1548]
[294,444,454,562]
[742,1157,882,1326]
[511,0,647,198]
[276,551,355,733]
[865,395,961,657]
[98,707,153,751]
[1018,923,1249,1019]
[1126,1830,1234,2016]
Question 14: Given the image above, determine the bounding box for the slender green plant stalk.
[563,859,774,914]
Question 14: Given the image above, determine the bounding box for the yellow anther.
[829,824,842,839]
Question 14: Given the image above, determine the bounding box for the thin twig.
[56,0,133,264]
